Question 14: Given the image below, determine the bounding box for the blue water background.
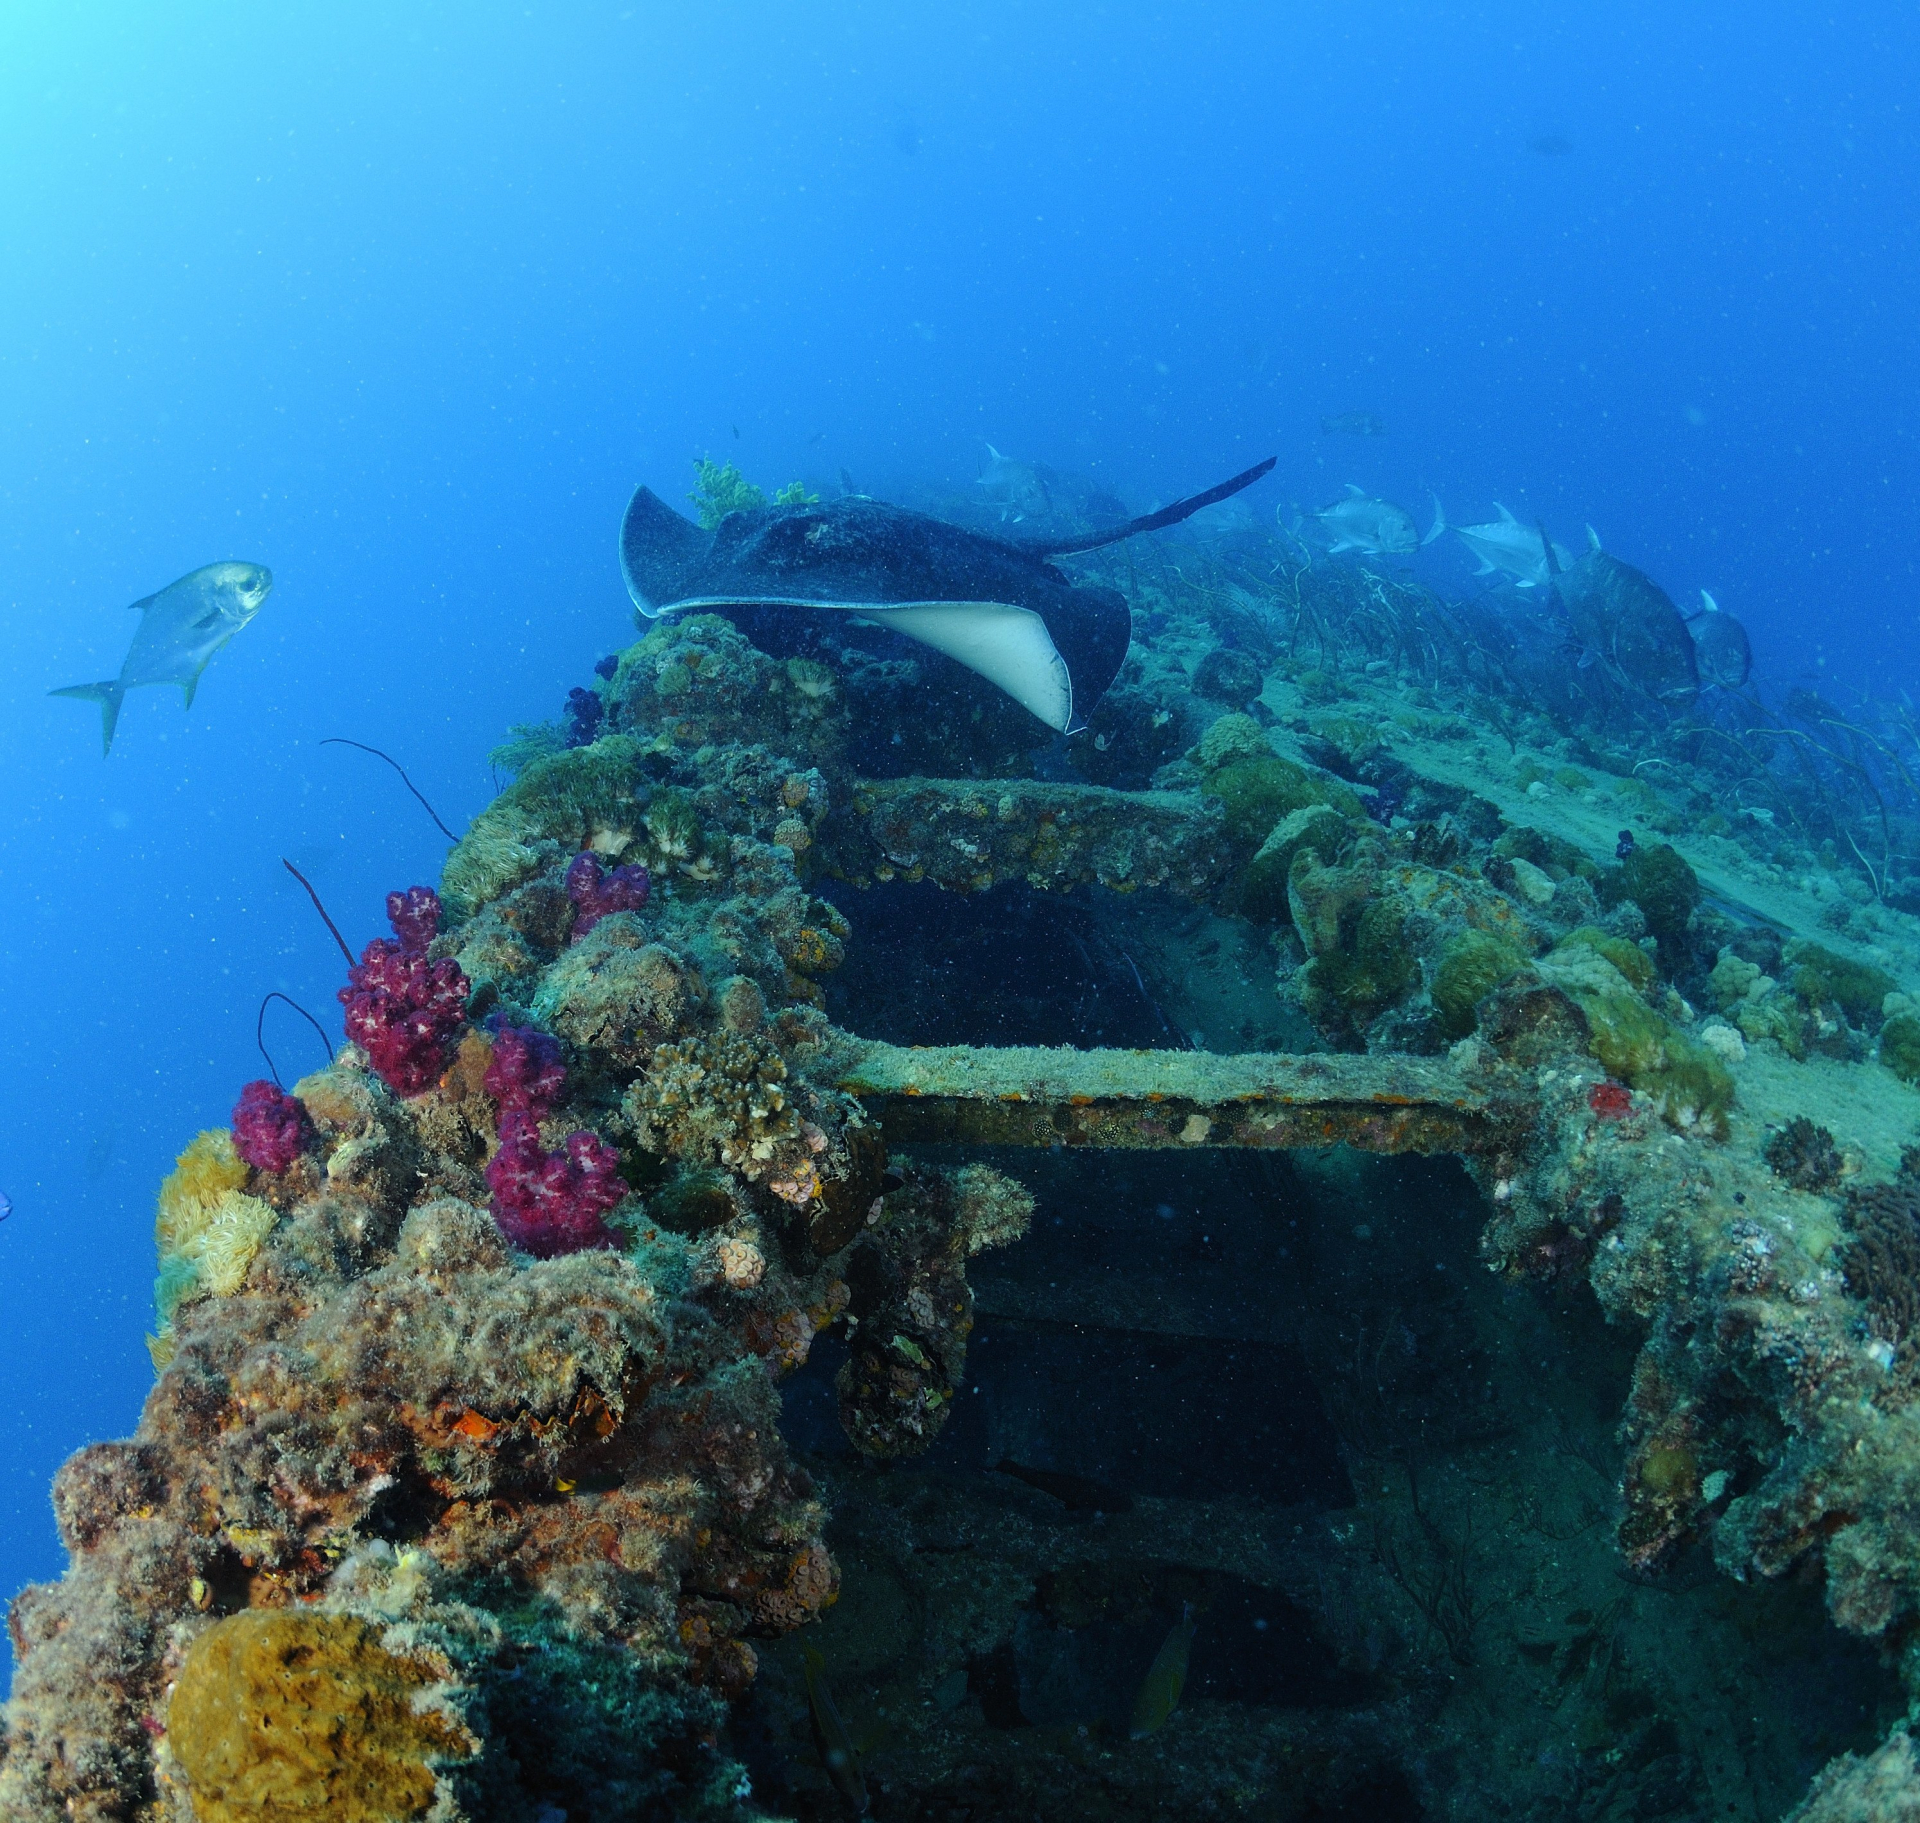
[1,2,1914,1662]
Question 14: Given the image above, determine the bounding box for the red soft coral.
[339,887,469,1097]
[231,1080,310,1174]
[484,1024,566,1121]
[565,851,650,940]
[485,1110,624,1257]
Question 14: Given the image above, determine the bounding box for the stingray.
[618,457,1275,733]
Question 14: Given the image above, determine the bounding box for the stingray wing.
[665,595,1076,732]
[620,486,713,617]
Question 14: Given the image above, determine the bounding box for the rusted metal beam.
[831,1040,1514,1156]
[830,776,1233,899]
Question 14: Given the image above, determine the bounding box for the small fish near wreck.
[1320,411,1387,437]
[803,1642,870,1813]
[1130,1603,1199,1739]
[51,561,272,754]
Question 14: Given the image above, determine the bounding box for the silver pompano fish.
[1687,590,1754,689]
[1456,503,1572,588]
[1553,549,1699,704]
[976,443,1051,521]
[53,561,272,753]
[1313,485,1444,556]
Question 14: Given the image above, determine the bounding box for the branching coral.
[340,887,469,1097]
[1842,1172,1920,1383]
[1764,1116,1845,1192]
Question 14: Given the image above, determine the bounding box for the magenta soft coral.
[231,1080,310,1174]
[565,851,650,940]
[486,1113,625,1257]
[483,1022,566,1119]
[339,886,469,1097]
[482,1022,624,1256]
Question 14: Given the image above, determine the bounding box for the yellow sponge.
[166,1608,475,1823]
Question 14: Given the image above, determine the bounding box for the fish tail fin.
[1587,524,1603,552]
[1422,492,1446,545]
[51,680,126,755]
[1536,520,1562,579]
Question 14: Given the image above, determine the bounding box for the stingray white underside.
[651,596,1077,732]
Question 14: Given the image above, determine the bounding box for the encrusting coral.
[23,581,1920,1817]
[3,611,1036,1822]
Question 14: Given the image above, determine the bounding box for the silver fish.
[976,443,1052,522]
[1686,589,1754,689]
[1313,486,1444,556]
[53,561,272,754]
[1320,411,1387,437]
[1456,504,1571,589]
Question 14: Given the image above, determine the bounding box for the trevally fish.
[1129,1602,1198,1739]
[1320,411,1387,437]
[994,1458,1135,1514]
[1549,541,1700,705]
[1313,485,1445,556]
[1456,505,1572,589]
[802,1642,870,1813]
[619,457,1274,734]
[1686,589,1754,689]
[52,561,273,754]
[976,442,1052,522]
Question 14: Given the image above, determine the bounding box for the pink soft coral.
[481,1021,624,1256]
[565,851,650,940]
[231,1080,310,1174]
[486,1112,624,1257]
[339,887,469,1097]
[483,1023,566,1119]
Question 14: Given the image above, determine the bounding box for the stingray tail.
[51,680,126,755]
[1026,457,1277,557]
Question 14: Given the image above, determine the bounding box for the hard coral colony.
[19,483,1920,1819]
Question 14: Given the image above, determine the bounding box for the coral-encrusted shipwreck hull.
[12,609,1920,1817]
